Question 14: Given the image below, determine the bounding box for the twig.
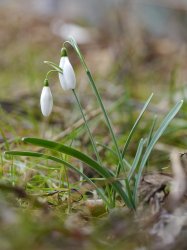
[167,149,186,211]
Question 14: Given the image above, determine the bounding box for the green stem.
[66,38,135,208]
[64,163,71,214]
[11,156,15,186]
[60,154,71,213]
[46,70,59,79]
[67,39,125,174]
[72,89,102,165]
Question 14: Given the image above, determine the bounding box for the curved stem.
[45,69,60,82]
[64,38,134,208]
[61,154,71,213]
[66,38,134,207]
[66,39,125,174]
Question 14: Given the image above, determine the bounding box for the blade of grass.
[5,150,111,208]
[19,138,132,207]
[0,128,10,151]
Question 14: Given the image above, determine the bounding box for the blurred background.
[1,0,187,148]
[1,0,187,96]
[1,2,187,249]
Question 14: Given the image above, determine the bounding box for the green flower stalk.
[43,48,102,164]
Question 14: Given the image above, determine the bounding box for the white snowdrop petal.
[59,57,76,90]
[40,86,53,116]
[59,71,69,91]
[59,57,68,90]
[64,59,76,89]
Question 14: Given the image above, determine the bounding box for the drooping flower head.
[59,48,76,91]
[40,79,53,117]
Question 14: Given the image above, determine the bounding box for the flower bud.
[59,48,76,91]
[40,80,53,117]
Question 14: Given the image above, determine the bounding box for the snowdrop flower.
[59,48,76,90]
[40,79,53,117]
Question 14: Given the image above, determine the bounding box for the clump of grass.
[5,37,183,211]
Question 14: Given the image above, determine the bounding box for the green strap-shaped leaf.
[116,93,153,177]
[5,150,111,207]
[128,138,145,181]
[133,100,183,205]
[23,137,112,178]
